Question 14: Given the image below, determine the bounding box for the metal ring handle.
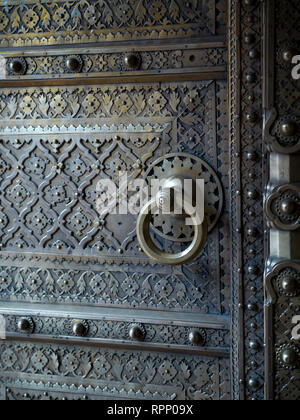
[137,198,208,266]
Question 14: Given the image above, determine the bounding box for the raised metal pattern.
[0,341,230,400]
[0,0,227,47]
[145,153,223,242]
[229,0,265,401]
[265,184,300,230]
[0,0,270,402]
[1,47,227,81]
[263,0,300,401]
[265,261,300,400]
[3,314,229,352]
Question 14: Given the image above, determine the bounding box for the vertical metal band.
[264,0,300,401]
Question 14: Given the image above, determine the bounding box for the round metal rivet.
[248,378,259,389]
[18,317,33,333]
[129,325,144,341]
[249,49,259,59]
[281,199,296,215]
[280,121,298,137]
[247,228,259,237]
[248,302,258,311]
[66,56,82,72]
[281,349,298,365]
[281,276,297,293]
[246,112,257,123]
[245,34,256,44]
[282,49,297,63]
[72,320,87,337]
[188,330,204,346]
[247,190,258,199]
[246,72,256,83]
[250,340,260,350]
[9,59,25,75]
[124,54,141,70]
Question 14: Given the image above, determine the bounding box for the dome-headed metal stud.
[248,302,258,311]
[246,72,256,83]
[246,112,257,123]
[281,199,296,215]
[65,56,83,73]
[249,340,260,350]
[248,378,259,389]
[8,58,27,75]
[72,320,88,337]
[282,49,297,63]
[18,317,34,333]
[280,121,298,137]
[247,227,259,237]
[247,190,258,200]
[124,53,141,70]
[281,275,297,293]
[281,349,298,365]
[249,49,259,59]
[188,330,205,346]
[129,324,145,341]
[248,266,260,276]
[245,34,256,44]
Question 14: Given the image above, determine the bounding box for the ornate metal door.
[0,0,292,401]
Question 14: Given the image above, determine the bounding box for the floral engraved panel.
[0,341,231,400]
[0,0,227,47]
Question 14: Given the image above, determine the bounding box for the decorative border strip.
[229,0,265,400]
[3,314,230,352]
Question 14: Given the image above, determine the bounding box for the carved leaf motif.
[7,97,17,118]
[170,0,180,21]
[102,2,113,25]
[15,271,23,292]
[71,4,82,27]
[180,362,191,379]
[134,93,146,114]
[45,270,55,293]
[111,358,123,380]
[81,356,92,379]
[144,362,156,383]
[38,94,49,117]
[136,0,146,24]
[39,5,51,29]
[169,91,181,112]
[102,92,112,115]
[49,353,60,373]
[70,96,80,117]
[11,8,20,30]
[141,276,152,298]
[77,272,86,296]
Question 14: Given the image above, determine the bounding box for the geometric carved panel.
[0,80,230,317]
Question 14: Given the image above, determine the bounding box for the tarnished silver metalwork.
[263,0,300,401]
[0,0,274,401]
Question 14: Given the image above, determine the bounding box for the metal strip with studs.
[0,302,230,357]
[263,0,300,401]
[0,42,227,86]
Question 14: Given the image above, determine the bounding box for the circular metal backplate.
[144,153,223,243]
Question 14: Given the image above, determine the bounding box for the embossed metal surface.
[0,0,269,401]
[0,0,227,47]
[1,45,227,83]
[264,0,300,401]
